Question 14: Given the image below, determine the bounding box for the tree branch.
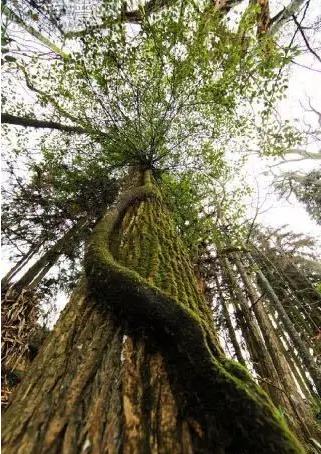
[269,0,308,34]
[123,0,177,23]
[292,13,321,62]
[2,5,68,59]
[1,113,86,134]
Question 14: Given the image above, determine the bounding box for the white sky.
[243,0,321,240]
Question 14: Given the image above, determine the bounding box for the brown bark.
[2,175,221,453]
[255,0,270,35]
[3,282,210,453]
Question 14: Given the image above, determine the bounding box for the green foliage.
[4,0,294,173]
[291,171,321,225]
[2,1,300,267]
[315,282,321,296]
[259,120,303,157]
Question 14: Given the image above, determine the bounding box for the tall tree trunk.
[213,274,246,365]
[218,256,293,410]
[283,261,321,332]
[254,260,321,397]
[9,218,88,296]
[269,309,318,399]
[1,242,42,291]
[268,311,315,400]
[1,219,88,406]
[2,170,303,453]
[233,254,319,442]
[252,249,316,344]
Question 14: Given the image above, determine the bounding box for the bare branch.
[292,13,321,62]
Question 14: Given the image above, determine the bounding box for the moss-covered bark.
[3,281,213,453]
[2,170,304,453]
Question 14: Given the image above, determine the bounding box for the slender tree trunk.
[2,171,303,453]
[270,314,314,399]
[213,274,246,365]
[10,218,88,296]
[283,261,321,330]
[269,309,317,398]
[218,256,290,409]
[1,219,88,406]
[1,242,42,290]
[254,260,321,397]
[253,249,316,343]
[233,254,319,442]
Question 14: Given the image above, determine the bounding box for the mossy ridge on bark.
[85,177,305,454]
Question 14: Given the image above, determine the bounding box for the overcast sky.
[242,0,321,241]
